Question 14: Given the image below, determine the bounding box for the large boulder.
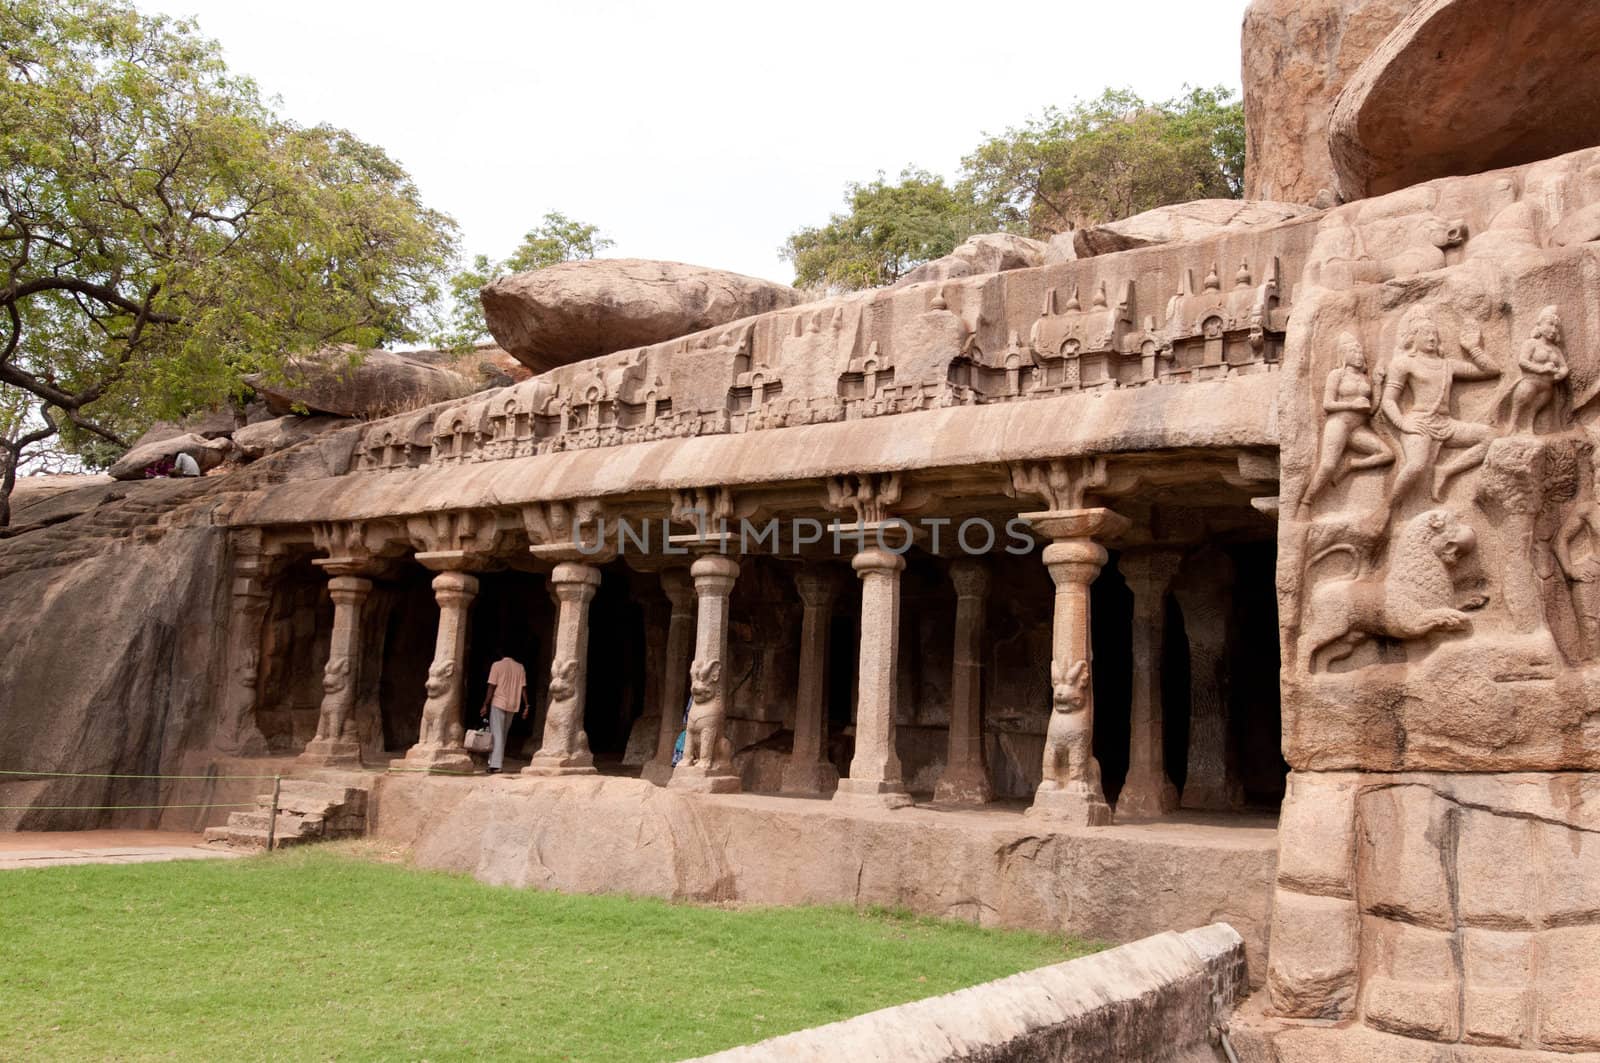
[105,432,233,481]
[1064,200,1318,258]
[1242,0,1420,204]
[1328,0,1600,199]
[895,233,1049,287]
[246,348,477,419]
[229,415,354,461]
[481,259,804,372]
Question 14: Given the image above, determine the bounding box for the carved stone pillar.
[525,561,603,776]
[934,559,992,805]
[782,565,842,796]
[1115,549,1182,817]
[642,567,695,786]
[393,568,479,774]
[215,535,274,756]
[834,546,912,808]
[1176,550,1244,811]
[669,553,742,793]
[297,571,373,767]
[1022,507,1128,826]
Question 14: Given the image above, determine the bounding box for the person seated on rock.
[479,653,528,774]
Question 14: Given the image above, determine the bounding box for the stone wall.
[691,923,1246,1063]
[369,774,1280,984]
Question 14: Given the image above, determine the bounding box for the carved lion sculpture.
[417,659,455,745]
[1300,507,1481,671]
[314,657,353,742]
[543,657,588,757]
[1040,659,1097,790]
[683,658,732,770]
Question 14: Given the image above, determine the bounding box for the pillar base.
[667,763,741,793]
[390,745,476,775]
[1027,784,1113,826]
[522,750,597,777]
[933,766,994,806]
[296,737,363,769]
[780,759,839,797]
[640,758,676,787]
[1117,773,1179,818]
[831,778,913,809]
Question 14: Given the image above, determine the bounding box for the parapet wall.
[690,923,1246,1063]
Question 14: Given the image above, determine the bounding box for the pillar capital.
[794,564,844,608]
[430,569,479,606]
[660,566,695,613]
[1043,540,1109,587]
[851,546,906,578]
[690,553,741,591]
[327,575,373,603]
[549,560,603,603]
[949,558,991,600]
[1019,506,1130,544]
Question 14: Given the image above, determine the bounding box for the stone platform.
[356,771,1278,983]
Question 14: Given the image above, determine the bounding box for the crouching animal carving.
[417,659,457,746]
[544,657,589,756]
[1040,659,1098,791]
[683,658,733,770]
[313,657,354,742]
[1300,507,1482,671]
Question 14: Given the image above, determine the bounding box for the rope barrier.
[0,769,284,781]
[0,803,261,811]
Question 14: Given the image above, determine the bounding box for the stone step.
[229,810,325,836]
[202,825,315,851]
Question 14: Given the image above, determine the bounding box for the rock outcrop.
[1328,0,1600,198]
[246,347,477,419]
[895,233,1049,287]
[1067,199,1317,258]
[105,432,234,481]
[480,259,804,372]
[1242,0,1419,204]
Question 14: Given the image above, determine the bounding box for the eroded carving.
[682,658,732,771]
[1040,659,1096,790]
[1300,332,1394,514]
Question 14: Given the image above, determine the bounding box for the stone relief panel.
[1279,147,1600,774]
[349,225,1315,475]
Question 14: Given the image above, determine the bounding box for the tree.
[963,86,1245,237]
[434,212,613,349]
[781,169,995,291]
[0,0,456,522]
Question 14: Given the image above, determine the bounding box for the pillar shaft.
[299,574,373,767]
[1020,506,1127,827]
[782,566,841,795]
[395,570,479,774]
[935,560,992,804]
[1116,550,1182,817]
[1176,553,1243,811]
[642,568,695,786]
[834,547,911,807]
[669,554,741,791]
[525,562,602,775]
[218,567,272,756]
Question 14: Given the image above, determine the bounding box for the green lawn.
[1,846,1099,1061]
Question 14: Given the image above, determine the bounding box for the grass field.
[1,845,1099,1061]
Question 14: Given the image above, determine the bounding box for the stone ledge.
[688,923,1245,1062]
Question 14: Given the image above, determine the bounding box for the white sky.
[141,0,1252,285]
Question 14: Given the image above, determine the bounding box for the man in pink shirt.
[479,655,528,773]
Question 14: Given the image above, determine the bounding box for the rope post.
[265,774,281,853]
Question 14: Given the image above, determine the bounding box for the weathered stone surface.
[1329,0,1600,199]
[105,432,233,481]
[246,347,477,419]
[481,259,803,372]
[8,473,112,512]
[691,924,1245,1063]
[1242,0,1419,203]
[1266,890,1359,1018]
[372,774,1280,982]
[1070,200,1316,258]
[229,415,354,461]
[895,233,1048,287]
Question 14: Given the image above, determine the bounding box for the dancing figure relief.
[1300,332,1395,514]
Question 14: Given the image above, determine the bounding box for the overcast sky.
[141,0,1252,285]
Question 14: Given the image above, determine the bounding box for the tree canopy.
[432,211,612,350]
[782,86,1244,291]
[0,0,456,521]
